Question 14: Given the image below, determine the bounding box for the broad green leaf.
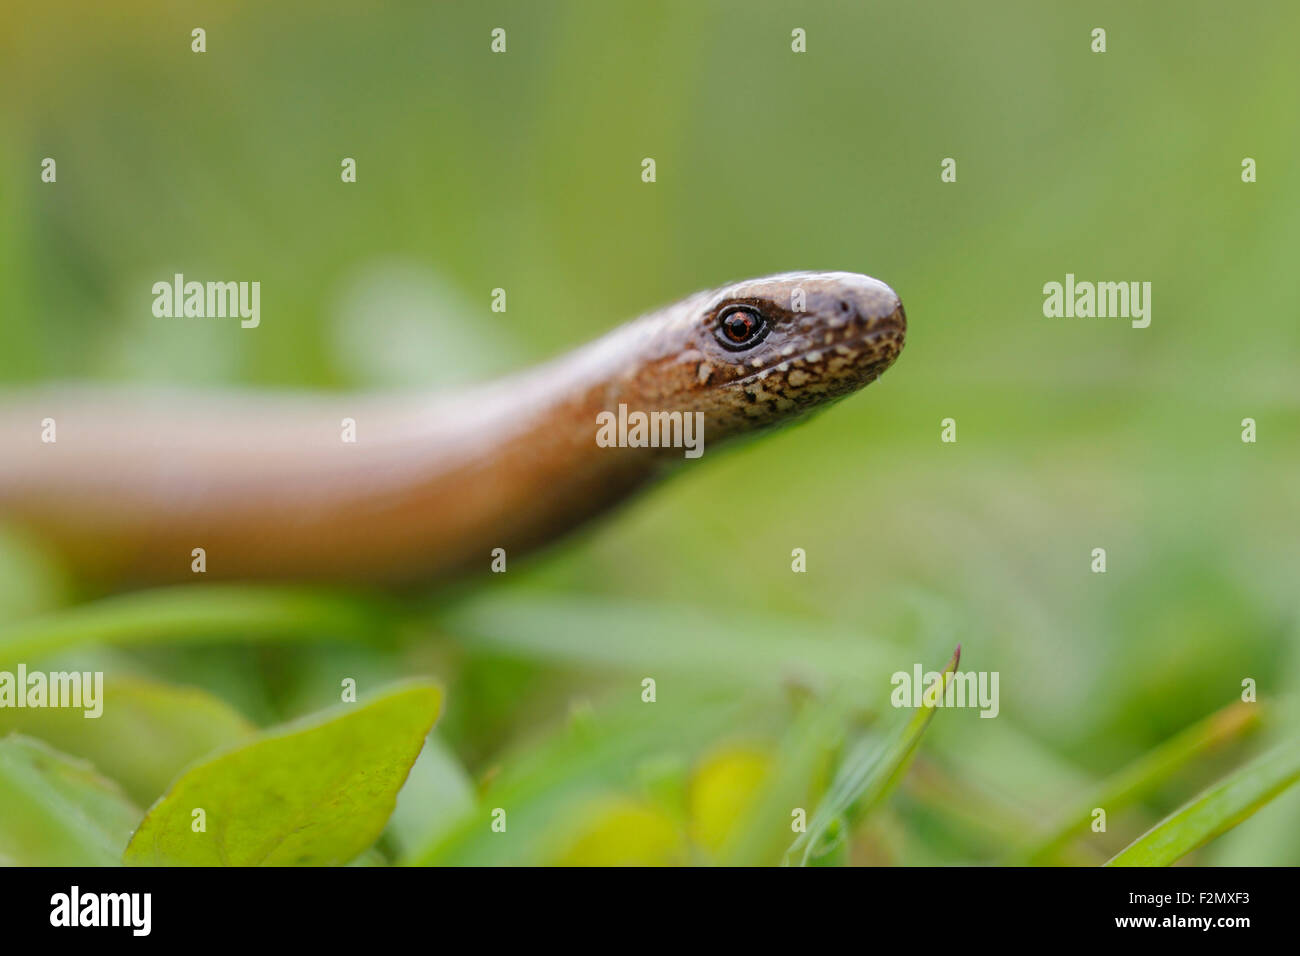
[0,676,255,806]
[1106,736,1300,867]
[1022,699,1262,864]
[0,584,402,668]
[125,680,441,866]
[785,646,961,866]
[0,734,140,866]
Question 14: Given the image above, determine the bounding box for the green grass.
[1107,738,1300,867]
[2,0,1298,866]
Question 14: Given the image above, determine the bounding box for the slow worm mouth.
[719,321,904,390]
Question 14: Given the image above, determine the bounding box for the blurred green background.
[1,1,1297,865]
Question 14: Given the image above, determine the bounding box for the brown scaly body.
[0,272,904,587]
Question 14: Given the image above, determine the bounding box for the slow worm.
[0,272,905,586]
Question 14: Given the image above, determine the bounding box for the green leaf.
[124,680,441,866]
[0,676,256,806]
[0,734,141,866]
[0,584,402,668]
[1106,736,1300,867]
[785,646,961,866]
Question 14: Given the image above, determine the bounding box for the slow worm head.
[0,271,905,586]
[632,271,906,436]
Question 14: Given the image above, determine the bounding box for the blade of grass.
[1105,736,1300,866]
[439,591,901,690]
[1020,699,1263,864]
[719,696,845,866]
[0,585,403,667]
[784,645,961,866]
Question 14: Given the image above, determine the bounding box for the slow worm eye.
[716,306,766,349]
